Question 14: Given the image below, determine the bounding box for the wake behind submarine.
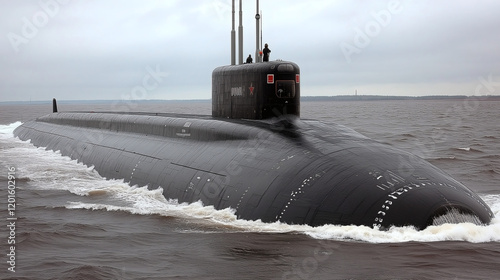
[14,1,493,230]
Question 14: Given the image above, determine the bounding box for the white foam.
[0,121,22,139]
[2,122,500,243]
[305,213,500,243]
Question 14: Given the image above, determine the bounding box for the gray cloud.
[1,0,499,102]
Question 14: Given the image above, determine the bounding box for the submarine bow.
[14,112,493,229]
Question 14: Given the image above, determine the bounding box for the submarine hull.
[14,112,493,229]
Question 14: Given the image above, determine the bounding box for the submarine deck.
[14,109,494,229]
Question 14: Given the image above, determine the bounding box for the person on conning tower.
[263,43,271,62]
[246,54,253,63]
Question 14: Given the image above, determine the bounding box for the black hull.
[14,112,494,229]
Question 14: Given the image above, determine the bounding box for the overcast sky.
[1,0,500,102]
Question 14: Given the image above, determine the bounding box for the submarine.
[14,1,493,230]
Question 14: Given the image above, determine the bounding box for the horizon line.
[2,94,500,105]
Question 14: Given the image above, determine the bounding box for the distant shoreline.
[2,95,500,105]
[301,95,500,102]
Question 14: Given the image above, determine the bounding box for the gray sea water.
[1,99,499,279]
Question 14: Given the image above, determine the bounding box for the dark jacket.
[263,47,271,62]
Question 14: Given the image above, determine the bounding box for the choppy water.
[1,100,499,279]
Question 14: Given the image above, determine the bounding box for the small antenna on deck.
[52,98,58,113]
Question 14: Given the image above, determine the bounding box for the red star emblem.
[249,83,254,96]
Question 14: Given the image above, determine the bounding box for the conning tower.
[212,0,300,120]
[212,61,300,119]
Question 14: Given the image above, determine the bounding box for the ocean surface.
[1,99,499,279]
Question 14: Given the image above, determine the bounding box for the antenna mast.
[231,0,236,65]
[260,10,263,52]
[238,0,243,64]
[255,0,261,62]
